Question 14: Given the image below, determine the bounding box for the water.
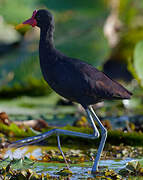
[3,146,137,179]
[33,159,134,179]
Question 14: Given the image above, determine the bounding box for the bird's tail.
[113,83,132,100]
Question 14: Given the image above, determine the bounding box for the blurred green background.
[0,2,143,178]
[0,0,143,120]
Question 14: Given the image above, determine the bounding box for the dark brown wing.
[80,63,132,100]
[94,72,132,99]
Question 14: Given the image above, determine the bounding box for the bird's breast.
[40,60,88,101]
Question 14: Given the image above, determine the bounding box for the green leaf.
[0,157,35,170]
[133,40,143,86]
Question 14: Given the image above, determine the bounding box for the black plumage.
[32,9,132,108]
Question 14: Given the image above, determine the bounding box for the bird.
[13,9,132,173]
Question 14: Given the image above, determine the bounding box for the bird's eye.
[36,15,40,20]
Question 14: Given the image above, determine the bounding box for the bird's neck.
[40,25,54,49]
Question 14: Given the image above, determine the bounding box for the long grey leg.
[9,127,99,148]
[9,106,104,173]
[57,134,69,169]
[89,106,107,173]
[85,108,99,138]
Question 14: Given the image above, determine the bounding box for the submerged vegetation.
[0,155,143,179]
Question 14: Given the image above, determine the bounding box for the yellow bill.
[15,23,27,30]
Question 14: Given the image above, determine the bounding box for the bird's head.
[16,9,54,29]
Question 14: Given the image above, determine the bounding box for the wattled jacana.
[12,9,132,173]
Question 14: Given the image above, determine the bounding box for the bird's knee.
[53,128,59,133]
[96,131,100,138]
[102,128,107,137]
[92,130,100,139]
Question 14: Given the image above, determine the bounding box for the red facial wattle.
[23,10,37,27]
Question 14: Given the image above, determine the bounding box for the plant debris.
[56,168,73,176]
[119,161,143,177]
[95,169,122,180]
